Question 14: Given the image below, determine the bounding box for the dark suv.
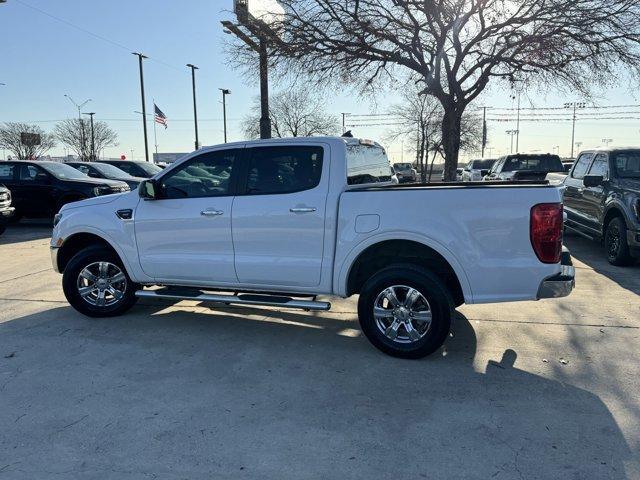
[484,154,564,181]
[97,160,163,178]
[66,161,145,190]
[0,161,130,220]
[563,148,640,265]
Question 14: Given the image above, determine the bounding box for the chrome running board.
[135,288,331,311]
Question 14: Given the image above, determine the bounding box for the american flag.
[154,104,168,129]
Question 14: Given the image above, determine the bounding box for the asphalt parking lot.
[0,222,639,479]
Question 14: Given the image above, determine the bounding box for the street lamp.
[219,88,231,143]
[65,95,91,160]
[132,52,150,162]
[187,64,200,150]
[564,101,586,158]
[505,130,519,154]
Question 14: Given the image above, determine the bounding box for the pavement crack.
[0,268,52,285]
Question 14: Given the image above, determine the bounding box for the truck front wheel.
[357,265,452,359]
[605,217,635,266]
[62,246,139,317]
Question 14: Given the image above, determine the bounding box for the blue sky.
[1,0,639,163]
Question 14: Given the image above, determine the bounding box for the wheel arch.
[56,231,124,274]
[340,235,471,306]
[603,204,628,235]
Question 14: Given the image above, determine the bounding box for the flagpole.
[152,99,159,161]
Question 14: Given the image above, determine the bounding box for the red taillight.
[530,203,563,264]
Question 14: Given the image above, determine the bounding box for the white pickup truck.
[51,137,575,358]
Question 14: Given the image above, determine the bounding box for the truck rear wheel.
[62,246,139,317]
[357,265,452,359]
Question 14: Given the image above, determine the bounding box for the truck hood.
[60,190,135,212]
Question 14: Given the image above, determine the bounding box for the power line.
[13,0,185,73]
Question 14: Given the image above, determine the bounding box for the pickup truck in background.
[50,137,575,358]
[392,162,418,183]
[461,159,496,182]
[564,148,640,265]
[485,154,564,182]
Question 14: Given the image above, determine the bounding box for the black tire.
[357,264,453,359]
[62,246,139,317]
[605,217,635,266]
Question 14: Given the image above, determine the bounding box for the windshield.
[40,162,89,180]
[394,163,412,171]
[472,160,495,170]
[346,144,393,185]
[92,162,135,179]
[502,155,563,172]
[136,162,163,176]
[612,151,640,178]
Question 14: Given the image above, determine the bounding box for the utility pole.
[83,112,96,160]
[564,101,586,158]
[64,95,91,160]
[187,64,200,150]
[133,52,150,162]
[219,89,231,143]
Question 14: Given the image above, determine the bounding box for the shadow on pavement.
[0,303,632,479]
[565,233,640,295]
[0,219,52,246]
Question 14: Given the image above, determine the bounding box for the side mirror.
[583,175,604,188]
[139,179,158,200]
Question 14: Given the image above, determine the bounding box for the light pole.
[133,52,150,162]
[575,141,583,153]
[219,89,231,143]
[64,95,91,160]
[564,102,586,158]
[83,112,96,160]
[506,130,519,154]
[341,112,351,134]
[187,64,200,150]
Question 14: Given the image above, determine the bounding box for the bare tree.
[246,0,640,179]
[0,122,56,159]
[54,119,118,161]
[386,85,482,182]
[242,87,339,138]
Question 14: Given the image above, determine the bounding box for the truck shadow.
[0,219,52,246]
[564,233,640,295]
[0,304,632,479]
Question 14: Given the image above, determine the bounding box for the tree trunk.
[441,103,464,181]
[428,149,438,183]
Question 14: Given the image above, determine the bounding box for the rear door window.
[245,146,323,195]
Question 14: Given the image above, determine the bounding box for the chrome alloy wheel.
[373,285,432,344]
[76,261,127,307]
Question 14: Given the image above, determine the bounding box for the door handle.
[290,207,317,213]
[200,209,223,217]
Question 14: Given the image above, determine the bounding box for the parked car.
[461,159,496,182]
[97,160,163,178]
[51,136,574,359]
[393,162,418,183]
[66,161,145,190]
[484,154,564,181]
[563,148,640,265]
[0,184,15,235]
[0,161,130,220]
